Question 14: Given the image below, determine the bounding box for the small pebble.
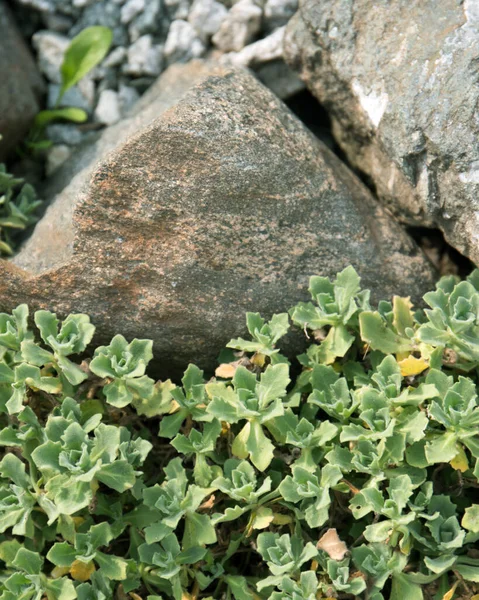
[46,144,71,176]
[118,84,140,115]
[212,0,262,52]
[124,34,163,76]
[164,20,206,64]
[121,0,145,24]
[95,89,122,125]
[188,0,228,39]
[32,30,70,83]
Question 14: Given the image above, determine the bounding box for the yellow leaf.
[70,559,96,582]
[398,355,429,377]
[251,353,266,367]
[215,363,237,379]
[442,581,458,600]
[450,445,469,473]
[72,516,85,528]
[317,528,348,560]
[272,513,293,525]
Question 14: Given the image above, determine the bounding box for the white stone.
[212,0,262,52]
[124,35,163,76]
[94,89,122,125]
[222,26,285,67]
[188,0,228,39]
[121,0,146,24]
[164,20,206,64]
[46,145,71,176]
[103,46,127,68]
[351,79,389,128]
[32,30,70,84]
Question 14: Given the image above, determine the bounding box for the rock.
[255,59,304,99]
[212,0,262,51]
[124,34,163,76]
[284,0,479,264]
[164,20,206,64]
[45,124,84,146]
[103,46,127,68]
[121,0,145,24]
[118,84,140,115]
[222,26,284,67]
[31,30,69,83]
[42,13,74,32]
[188,0,228,40]
[164,0,191,20]
[263,0,297,30]
[0,2,45,160]
[47,78,95,113]
[95,89,121,125]
[46,144,71,176]
[128,0,164,42]
[68,1,127,46]
[3,61,436,377]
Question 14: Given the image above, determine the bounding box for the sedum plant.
[0,164,41,256]
[1,268,479,599]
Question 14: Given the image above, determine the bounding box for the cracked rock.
[285,0,479,264]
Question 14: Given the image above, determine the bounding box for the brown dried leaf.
[317,528,348,560]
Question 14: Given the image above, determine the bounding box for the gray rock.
[118,84,140,115]
[222,25,284,67]
[47,78,95,112]
[164,20,205,64]
[212,0,262,52]
[103,46,127,68]
[31,30,69,83]
[95,89,121,125]
[264,0,297,30]
[45,124,84,146]
[0,1,45,160]
[124,34,163,76]
[128,0,164,41]
[255,59,304,99]
[42,13,74,32]
[46,144,71,176]
[164,0,191,20]
[188,0,228,39]
[284,0,479,264]
[68,1,127,46]
[72,0,96,7]
[4,61,436,377]
[121,0,145,24]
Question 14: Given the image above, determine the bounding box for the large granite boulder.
[0,2,45,160]
[284,0,479,263]
[1,61,435,376]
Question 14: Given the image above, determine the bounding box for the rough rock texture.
[0,1,44,160]
[2,61,435,376]
[284,0,479,264]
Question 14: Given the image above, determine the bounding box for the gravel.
[13,0,300,149]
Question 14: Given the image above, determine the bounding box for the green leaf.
[46,542,77,567]
[390,573,423,600]
[12,548,43,575]
[95,551,129,580]
[97,460,136,492]
[61,26,113,95]
[360,311,413,354]
[34,107,88,128]
[462,505,479,533]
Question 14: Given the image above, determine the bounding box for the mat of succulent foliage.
[0,266,479,600]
